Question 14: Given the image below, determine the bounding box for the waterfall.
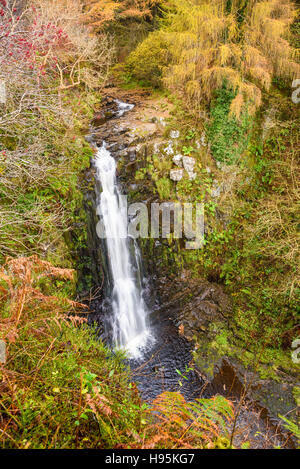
[94,141,151,358]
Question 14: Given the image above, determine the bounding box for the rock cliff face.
[84,85,298,446]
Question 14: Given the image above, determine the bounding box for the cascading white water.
[115,99,134,117]
[94,141,151,358]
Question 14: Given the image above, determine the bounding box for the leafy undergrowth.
[122,392,234,449]
[206,83,253,164]
[0,256,140,448]
[195,110,300,376]
[0,256,235,449]
[182,117,299,382]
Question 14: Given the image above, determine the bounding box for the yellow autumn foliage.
[127,0,300,116]
[82,0,162,27]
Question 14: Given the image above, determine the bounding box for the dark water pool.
[129,303,207,402]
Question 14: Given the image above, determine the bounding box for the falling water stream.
[94,140,152,358]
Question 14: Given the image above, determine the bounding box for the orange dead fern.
[143,392,234,449]
[115,391,234,449]
[0,255,88,348]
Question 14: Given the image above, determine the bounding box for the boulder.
[187,171,196,181]
[170,169,183,181]
[182,156,195,172]
[173,154,183,167]
[182,156,196,180]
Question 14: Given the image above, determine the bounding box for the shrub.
[126,31,171,87]
[206,83,252,164]
[155,177,172,199]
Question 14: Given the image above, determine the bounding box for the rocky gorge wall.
[82,85,299,447]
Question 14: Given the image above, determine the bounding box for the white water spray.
[115,99,134,117]
[94,140,151,358]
